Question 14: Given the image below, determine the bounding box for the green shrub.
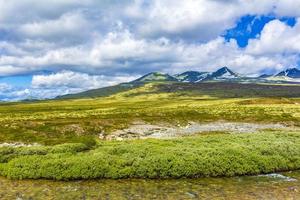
[1,132,300,180]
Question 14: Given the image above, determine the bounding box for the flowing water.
[0,171,299,200]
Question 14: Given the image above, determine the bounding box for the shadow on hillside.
[157,82,300,98]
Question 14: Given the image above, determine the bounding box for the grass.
[0,131,299,180]
[0,82,299,145]
[0,82,300,180]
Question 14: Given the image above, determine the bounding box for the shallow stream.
[0,171,299,199]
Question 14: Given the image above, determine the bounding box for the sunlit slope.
[59,81,300,99]
[57,82,144,99]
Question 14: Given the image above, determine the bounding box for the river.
[0,171,299,199]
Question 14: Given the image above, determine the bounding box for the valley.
[0,80,300,181]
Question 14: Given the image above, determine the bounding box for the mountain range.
[131,67,300,83]
[58,67,300,99]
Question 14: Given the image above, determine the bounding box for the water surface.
[0,171,299,199]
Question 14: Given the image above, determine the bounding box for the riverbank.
[0,131,300,180]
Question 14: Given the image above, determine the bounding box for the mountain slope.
[132,72,178,82]
[175,71,209,82]
[259,74,272,78]
[57,67,300,99]
[276,68,300,78]
[203,67,239,81]
[57,82,144,99]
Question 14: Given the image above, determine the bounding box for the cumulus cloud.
[127,0,274,40]
[0,83,28,101]
[18,12,92,42]
[0,83,12,92]
[247,18,300,55]
[274,0,300,17]
[0,71,137,101]
[0,65,28,76]
[0,29,295,76]
[0,0,91,24]
[0,0,300,100]
[32,71,136,89]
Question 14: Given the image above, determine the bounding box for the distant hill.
[57,82,144,99]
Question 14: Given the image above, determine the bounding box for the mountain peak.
[132,72,177,82]
[276,68,300,78]
[175,71,209,82]
[203,67,238,81]
[216,67,235,74]
[259,74,272,78]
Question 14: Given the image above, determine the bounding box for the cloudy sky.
[0,0,300,100]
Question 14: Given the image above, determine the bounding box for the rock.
[186,191,198,198]
[259,173,297,182]
[98,130,106,139]
[288,186,298,192]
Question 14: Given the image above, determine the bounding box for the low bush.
[1,132,300,180]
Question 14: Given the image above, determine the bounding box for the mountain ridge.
[275,68,300,78]
[174,71,210,83]
[57,67,300,99]
[132,72,178,83]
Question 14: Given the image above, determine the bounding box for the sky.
[0,0,300,100]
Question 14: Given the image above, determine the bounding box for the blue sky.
[225,15,296,47]
[0,0,300,100]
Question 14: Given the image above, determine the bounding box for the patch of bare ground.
[105,121,296,140]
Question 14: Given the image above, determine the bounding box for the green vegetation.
[0,131,300,180]
[0,82,299,145]
[57,82,144,99]
[0,82,300,180]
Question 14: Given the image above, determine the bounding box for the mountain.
[259,74,272,78]
[203,67,239,81]
[262,68,300,83]
[57,67,300,99]
[276,68,300,78]
[175,71,209,82]
[57,82,143,99]
[132,72,178,83]
[60,72,178,99]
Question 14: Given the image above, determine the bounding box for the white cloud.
[0,0,91,24]
[32,70,136,89]
[126,0,275,40]
[274,0,300,17]
[0,65,28,76]
[0,71,137,101]
[0,26,298,77]
[18,11,92,41]
[0,0,300,100]
[29,71,137,99]
[247,19,300,55]
[0,83,12,92]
